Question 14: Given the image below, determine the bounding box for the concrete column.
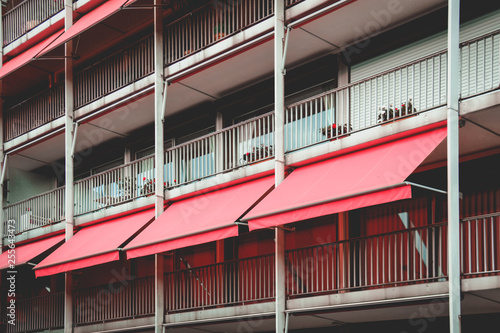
[155,254,165,333]
[154,0,165,219]
[274,1,286,332]
[64,1,74,332]
[447,0,461,332]
[275,227,286,333]
[274,0,285,187]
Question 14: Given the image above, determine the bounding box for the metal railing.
[165,111,274,187]
[73,276,154,325]
[461,213,500,276]
[74,156,155,216]
[2,0,65,45]
[164,0,274,63]
[4,292,64,333]
[286,223,448,298]
[3,186,65,235]
[4,84,64,141]
[165,254,275,313]
[74,35,154,108]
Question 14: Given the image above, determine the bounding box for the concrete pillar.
[64,1,74,332]
[274,0,285,187]
[447,0,461,332]
[154,0,165,219]
[274,1,286,332]
[155,254,165,333]
[275,227,286,333]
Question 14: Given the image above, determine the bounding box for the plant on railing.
[140,178,155,196]
[242,144,274,162]
[214,23,227,40]
[377,99,417,123]
[320,123,352,138]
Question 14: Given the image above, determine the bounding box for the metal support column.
[154,0,165,219]
[155,254,165,333]
[274,1,286,332]
[275,227,286,333]
[215,111,224,173]
[447,0,461,332]
[64,0,74,332]
[274,0,285,187]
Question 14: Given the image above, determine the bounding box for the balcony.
[2,0,66,46]
[19,213,497,330]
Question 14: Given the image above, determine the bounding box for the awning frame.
[33,248,118,271]
[241,181,447,222]
[124,223,238,252]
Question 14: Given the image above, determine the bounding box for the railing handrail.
[286,221,449,255]
[165,253,276,275]
[3,185,65,209]
[73,155,154,185]
[461,212,500,221]
[74,275,153,294]
[165,111,275,153]
[16,291,64,303]
[5,82,64,111]
[76,33,153,74]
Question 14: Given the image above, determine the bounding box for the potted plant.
[320,123,352,138]
[214,23,227,40]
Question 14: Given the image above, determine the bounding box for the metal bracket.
[281,26,291,75]
[160,80,170,122]
[269,225,295,232]
[0,154,8,185]
[70,123,79,158]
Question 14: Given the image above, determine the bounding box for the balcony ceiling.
[423,105,500,166]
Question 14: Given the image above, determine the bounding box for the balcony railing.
[4,84,64,141]
[4,292,64,333]
[2,0,65,45]
[73,276,154,325]
[165,111,275,187]
[164,0,274,64]
[74,155,155,216]
[74,35,154,108]
[286,223,448,298]
[165,254,275,313]
[461,213,500,276]
[3,186,65,235]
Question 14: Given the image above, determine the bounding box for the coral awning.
[0,32,63,79]
[38,0,133,57]
[242,127,447,230]
[0,234,65,270]
[125,176,274,259]
[34,209,154,277]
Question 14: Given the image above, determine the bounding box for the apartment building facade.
[0,0,499,332]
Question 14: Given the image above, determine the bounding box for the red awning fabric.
[0,234,65,270]
[0,0,132,80]
[0,31,63,79]
[34,209,154,277]
[125,176,274,259]
[37,0,133,58]
[243,127,447,230]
